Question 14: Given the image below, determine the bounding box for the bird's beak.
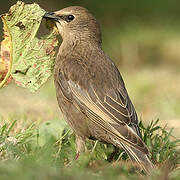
[43,12,60,21]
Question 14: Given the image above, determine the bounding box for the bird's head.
[43,6,102,45]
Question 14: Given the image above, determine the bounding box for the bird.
[43,6,154,174]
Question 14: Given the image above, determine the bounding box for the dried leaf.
[0,24,12,85]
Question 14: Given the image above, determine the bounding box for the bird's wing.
[57,66,148,154]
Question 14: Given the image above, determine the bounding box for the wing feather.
[67,80,148,154]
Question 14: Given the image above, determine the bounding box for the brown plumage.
[43,6,154,174]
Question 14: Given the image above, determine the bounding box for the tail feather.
[121,143,154,174]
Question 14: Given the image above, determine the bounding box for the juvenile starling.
[43,6,154,173]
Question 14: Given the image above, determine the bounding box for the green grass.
[0,65,180,179]
[0,115,179,180]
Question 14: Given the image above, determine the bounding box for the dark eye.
[67,15,74,21]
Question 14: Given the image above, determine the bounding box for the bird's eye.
[67,15,74,21]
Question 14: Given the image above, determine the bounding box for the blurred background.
[0,0,180,137]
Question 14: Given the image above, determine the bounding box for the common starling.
[43,6,154,174]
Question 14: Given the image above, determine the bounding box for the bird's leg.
[75,135,86,160]
[108,146,119,162]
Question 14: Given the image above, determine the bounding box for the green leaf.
[0,1,58,92]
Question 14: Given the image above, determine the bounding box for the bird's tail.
[121,143,154,174]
